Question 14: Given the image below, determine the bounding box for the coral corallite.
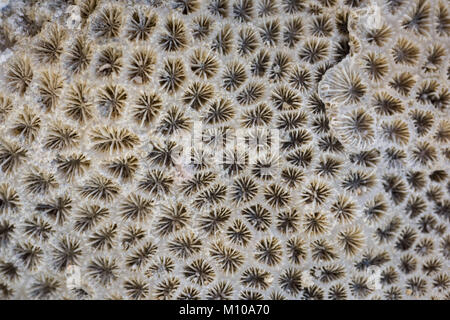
[0,0,449,300]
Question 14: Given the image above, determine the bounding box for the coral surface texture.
[0,0,449,300]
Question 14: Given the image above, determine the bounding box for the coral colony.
[0,0,448,300]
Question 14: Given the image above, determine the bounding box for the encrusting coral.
[0,0,448,300]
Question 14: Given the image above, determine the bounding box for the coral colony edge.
[0,0,448,300]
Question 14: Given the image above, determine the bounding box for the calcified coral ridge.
[0,0,448,300]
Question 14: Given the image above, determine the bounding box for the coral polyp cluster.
[0,0,448,300]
